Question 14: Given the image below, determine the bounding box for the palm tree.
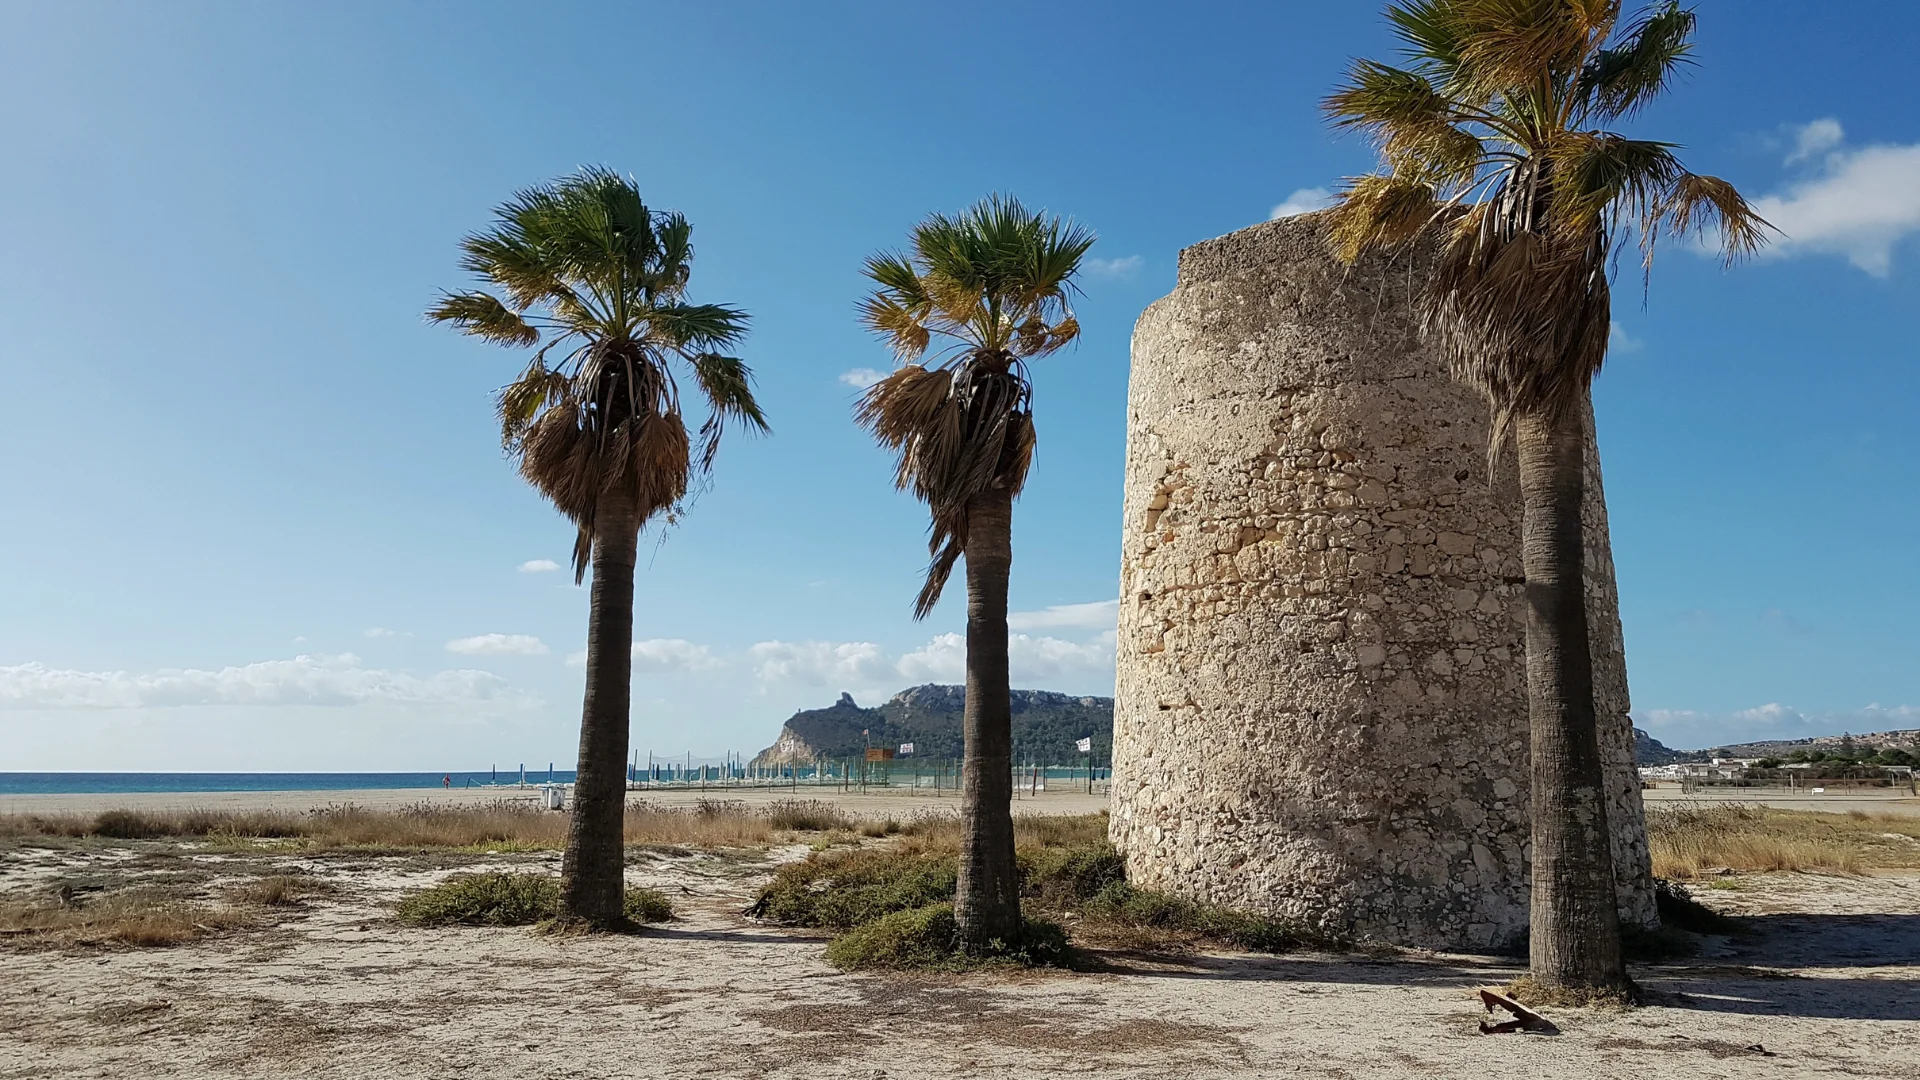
[429,167,766,927]
[1323,0,1766,992]
[855,195,1094,951]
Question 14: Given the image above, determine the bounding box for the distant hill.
[750,689,1702,770]
[1696,728,1920,760]
[1633,728,1690,766]
[751,685,1113,767]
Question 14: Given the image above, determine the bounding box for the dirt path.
[3,846,1915,1079]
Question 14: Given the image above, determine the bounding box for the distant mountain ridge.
[751,685,1113,767]
[751,686,1700,770]
[1696,727,1920,760]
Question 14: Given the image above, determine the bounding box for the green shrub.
[1020,841,1126,905]
[823,903,1073,971]
[749,847,956,927]
[1079,879,1318,952]
[398,873,676,929]
[397,873,559,926]
[623,887,674,924]
[752,837,1322,955]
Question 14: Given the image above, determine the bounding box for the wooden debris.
[1476,988,1559,1035]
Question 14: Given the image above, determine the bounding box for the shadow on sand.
[1095,912,1920,1022]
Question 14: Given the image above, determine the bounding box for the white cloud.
[1270,187,1335,219]
[763,630,1116,692]
[1785,117,1844,165]
[1608,324,1644,354]
[565,639,722,671]
[445,633,549,656]
[362,627,398,638]
[1008,630,1116,684]
[518,559,561,573]
[749,640,897,687]
[1083,255,1144,279]
[1635,702,1920,750]
[1007,599,1120,632]
[839,368,888,390]
[0,654,527,710]
[1751,120,1920,275]
[634,639,720,672]
[895,633,966,683]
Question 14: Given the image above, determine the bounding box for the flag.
[1076,737,1092,753]
[899,742,915,756]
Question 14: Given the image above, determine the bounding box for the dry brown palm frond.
[852,195,1089,616]
[857,357,1036,616]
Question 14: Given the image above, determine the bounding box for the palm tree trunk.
[1516,408,1627,990]
[560,489,639,926]
[953,486,1021,950]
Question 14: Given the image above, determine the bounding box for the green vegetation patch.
[751,833,1331,962]
[823,902,1072,972]
[398,873,560,926]
[749,846,956,928]
[622,887,674,924]
[397,872,675,928]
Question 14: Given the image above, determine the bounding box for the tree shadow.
[1639,973,1920,1022]
[1714,912,1920,967]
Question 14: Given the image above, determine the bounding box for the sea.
[0,771,578,796]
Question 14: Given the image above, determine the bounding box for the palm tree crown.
[855,194,1094,616]
[1324,0,1769,441]
[429,166,766,579]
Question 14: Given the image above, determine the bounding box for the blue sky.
[1,1,1916,770]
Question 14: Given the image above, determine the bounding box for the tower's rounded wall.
[1108,214,1654,951]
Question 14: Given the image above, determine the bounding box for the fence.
[624,755,1111,796]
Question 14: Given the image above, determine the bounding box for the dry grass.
[0,886,255,948]
[763,800,856,832]
[0,798,883,852]
[899,811,1111,849]
[1648,804,1920,879]
[224,874,338,908]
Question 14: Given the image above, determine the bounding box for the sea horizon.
[0,770,579,797]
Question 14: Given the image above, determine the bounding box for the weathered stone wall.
[1108,213,1655,952]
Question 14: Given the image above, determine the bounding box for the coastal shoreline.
[0,784,1112,818]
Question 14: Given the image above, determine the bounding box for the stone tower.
[1107,213,1655,952]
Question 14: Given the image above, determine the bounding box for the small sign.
[1076,737,1092,753]
[865,748,895,762]
[898,742,915,756]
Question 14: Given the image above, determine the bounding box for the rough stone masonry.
[1107,212,1656,951]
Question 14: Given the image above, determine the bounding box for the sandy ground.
[1642,786,1920,818]
[3,834,1916,1080]
[1,785,1111,819]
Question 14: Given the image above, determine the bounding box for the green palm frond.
[1327,0,1768,429]
[649,302,750,351]
[851,194,1091,616]
[429,167,764,578]
[428,291,540,347]
[1582,1,1694,120]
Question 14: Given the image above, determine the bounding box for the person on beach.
[442,775,451,789]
